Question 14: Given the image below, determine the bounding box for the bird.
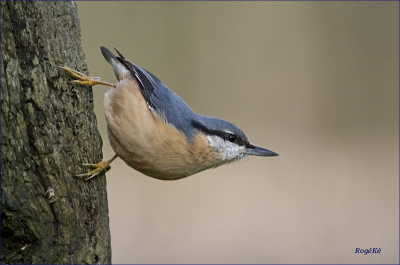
[59,46,278,181]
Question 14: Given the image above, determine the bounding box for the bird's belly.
[103,78,218,180]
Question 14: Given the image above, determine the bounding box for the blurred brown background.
[76,1,398,264]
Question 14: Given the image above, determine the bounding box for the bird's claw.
[76,161,111,181]
[58,66,115,88]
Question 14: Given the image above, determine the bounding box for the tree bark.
[1,1,111,264]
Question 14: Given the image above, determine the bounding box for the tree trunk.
[1,1,111,264]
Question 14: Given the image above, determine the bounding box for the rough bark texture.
[1,1,111,264]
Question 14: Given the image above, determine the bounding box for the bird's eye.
[228,134,236,143]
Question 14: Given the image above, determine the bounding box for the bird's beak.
[245,145,278,157]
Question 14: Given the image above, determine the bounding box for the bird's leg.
[57,66,116,88]
[76,155,118,181]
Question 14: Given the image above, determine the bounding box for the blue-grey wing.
[117,57,197,140]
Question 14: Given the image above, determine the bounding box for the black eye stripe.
[228,134,236,142]
[191,120,248,147]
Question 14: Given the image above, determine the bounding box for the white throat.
[206,135,248,163]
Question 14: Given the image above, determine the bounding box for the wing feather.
[115,57,160,110]
[103,46,197,141]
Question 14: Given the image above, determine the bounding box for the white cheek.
[206,135,247,162]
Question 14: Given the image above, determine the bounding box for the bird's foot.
[58,66,116,87]
[76,161,112,181]
[76,155,118,181]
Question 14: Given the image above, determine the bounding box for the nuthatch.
[60,46,278,181]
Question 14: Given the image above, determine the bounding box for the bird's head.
[191,117,278,166]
